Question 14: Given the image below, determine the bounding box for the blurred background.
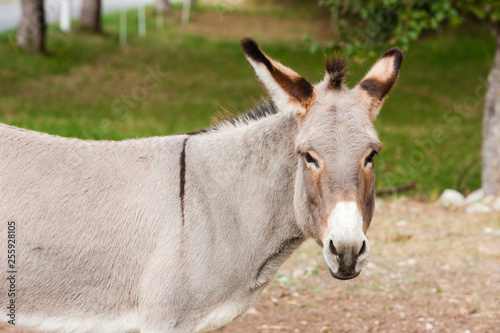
[0,0,499,332]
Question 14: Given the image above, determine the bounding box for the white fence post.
[138,6,146,37]
[59,0,71,32]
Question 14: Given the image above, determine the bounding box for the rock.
[493,197,500,211]
[466,202,492,214]
[320,326,332,333]
[438,189,465,207]
[396,219,408,226]
[465,189,485,204]
[245,308,262,317]
[482,195,495,205]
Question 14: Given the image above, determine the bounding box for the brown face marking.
[357,148,377,233]
[300,151,331,245]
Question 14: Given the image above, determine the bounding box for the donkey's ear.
[354,47,403,121]
[240,38,314,117]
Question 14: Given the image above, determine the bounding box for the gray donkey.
[0,39,402,332]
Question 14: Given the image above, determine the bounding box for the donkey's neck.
[183,111,304,290]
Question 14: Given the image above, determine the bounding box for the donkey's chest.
[191,236,305,332]
[194,293,259,332]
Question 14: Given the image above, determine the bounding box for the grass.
[0,4,494,196]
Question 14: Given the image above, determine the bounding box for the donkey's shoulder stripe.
[179,138,188,226]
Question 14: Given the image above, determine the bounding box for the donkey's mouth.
[328,268,360,280]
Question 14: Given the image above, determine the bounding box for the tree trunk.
[80,0,101,33]
[156,0,172,16]
[189,0,197,7]
[17,0,45,53]
[482,31,500,195]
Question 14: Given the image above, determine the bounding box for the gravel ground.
[226,199,500,332]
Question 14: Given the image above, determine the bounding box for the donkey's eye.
[365,151,378,167]
[304,153,319,168]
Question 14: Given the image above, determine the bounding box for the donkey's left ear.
[240,38,314,117]
[354,47,403,121]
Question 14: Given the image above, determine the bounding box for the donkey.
[0,38,402,332]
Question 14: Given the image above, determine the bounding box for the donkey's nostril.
[329,240,337,256]
[359,240,366,256]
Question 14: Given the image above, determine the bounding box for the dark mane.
[215,100,278,129]
[182,100,278,136]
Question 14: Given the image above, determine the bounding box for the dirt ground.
[1,199,499,332]
[226,199,500,333]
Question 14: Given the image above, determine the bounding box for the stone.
[438,189,465,207]
[482,195,495,205]
[465,189,485,204]
[492,197,500,211]
[407,258,417,265]
[245,308,262,317]
[465,202,492,214]
[484,227,494,234]
[410,206,420,213]
[396,220,408,226]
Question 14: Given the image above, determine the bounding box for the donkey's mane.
[186,100,278,135]
[217,100,278,129]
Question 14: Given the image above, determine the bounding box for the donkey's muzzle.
[323,201,370,280]
[323,238,369,281]
[328,267,360,280]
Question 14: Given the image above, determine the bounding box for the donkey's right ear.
[240,38,314,117]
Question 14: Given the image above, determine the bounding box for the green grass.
[0,5,494,196]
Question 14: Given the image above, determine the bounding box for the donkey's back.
[0,123,186,331]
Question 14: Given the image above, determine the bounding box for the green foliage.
[456,0,500,25]
[319,0,500,54]
[320,0,459,53]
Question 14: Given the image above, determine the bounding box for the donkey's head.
[241,38,402,280]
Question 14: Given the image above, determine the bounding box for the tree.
[483,32,500,195]
[320,0,458,54]
[156,0,172,16]
[80,0,101,33]
[321,0,500,195]
[459,1,500,196]
[17,0,45,53]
